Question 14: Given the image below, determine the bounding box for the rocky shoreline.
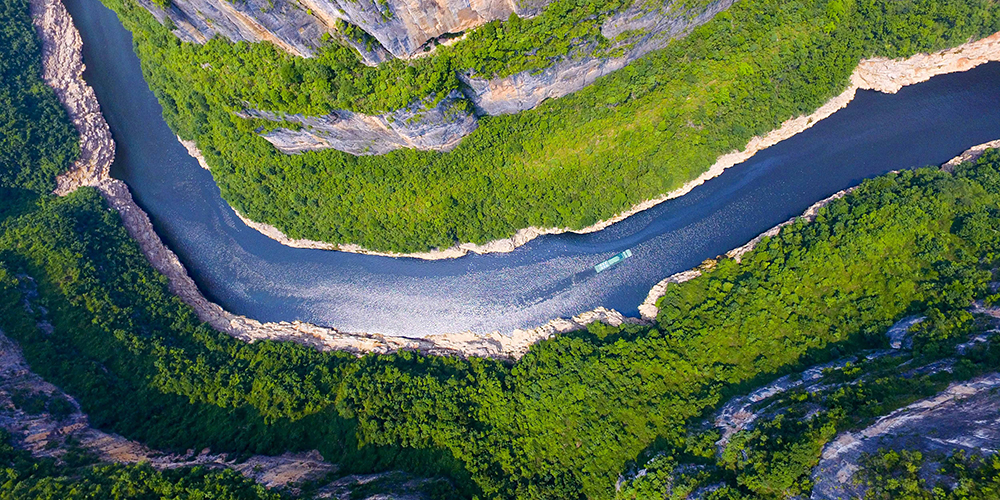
[35,0,1000,361]
[638,187,858,319]
[228,30,1000,260]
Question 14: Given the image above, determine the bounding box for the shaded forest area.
[0,0,78,193]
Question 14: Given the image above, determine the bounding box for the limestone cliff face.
[136,0,325,58]
[461,0,738,115]
[136,0,545,59]
[241,90,477,155]
[299,0,526,58]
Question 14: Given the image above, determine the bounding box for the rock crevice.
[137,0,544,59]
[242,90,477,155]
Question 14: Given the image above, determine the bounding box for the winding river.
[64,0,1000,337]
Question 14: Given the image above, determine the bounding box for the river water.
[63,0,1000,337]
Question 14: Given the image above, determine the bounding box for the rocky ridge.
[0,329,335,489]
[234,31,1000,260]
[29,0,114,196]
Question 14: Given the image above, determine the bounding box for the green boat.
[594,249,633,273]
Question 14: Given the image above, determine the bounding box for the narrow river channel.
[63,0,1000,336]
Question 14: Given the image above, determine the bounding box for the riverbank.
[220,30,1000,260]
[35,0,1000,360]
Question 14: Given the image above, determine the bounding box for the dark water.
[63,0,1000,336]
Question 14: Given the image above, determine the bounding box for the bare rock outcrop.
[810,373,1000,500]
[241,90,477,155]
[137,0,321,58]
[943,138,1000,170]
[300,0,527,58]
[460,0,738,115]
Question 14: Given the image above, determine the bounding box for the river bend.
[64,0,1000,336]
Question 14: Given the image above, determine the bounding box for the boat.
[594,249,633,273]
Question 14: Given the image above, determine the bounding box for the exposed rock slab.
[810,373,1000,500]
[301,0,526,58]
[242,90,477,155]
[30,0,114,195]
[136,0,322,57]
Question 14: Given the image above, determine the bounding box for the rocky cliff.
[29,0,114,195]
[136,0,740,155]
[811,373,1000,499]
[242,90,477,155]
[136,0,549,59]
[460,0,738,115]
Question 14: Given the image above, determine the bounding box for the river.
[63,0,1000,337]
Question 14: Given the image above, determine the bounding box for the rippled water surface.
[65,0,1000,336]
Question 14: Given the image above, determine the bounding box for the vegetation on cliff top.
[105,0,1000,252]
[2,148,1000,498]
[0,0,78,193]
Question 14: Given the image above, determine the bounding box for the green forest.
[100,0,1000,252]
[5,0,1000,497]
